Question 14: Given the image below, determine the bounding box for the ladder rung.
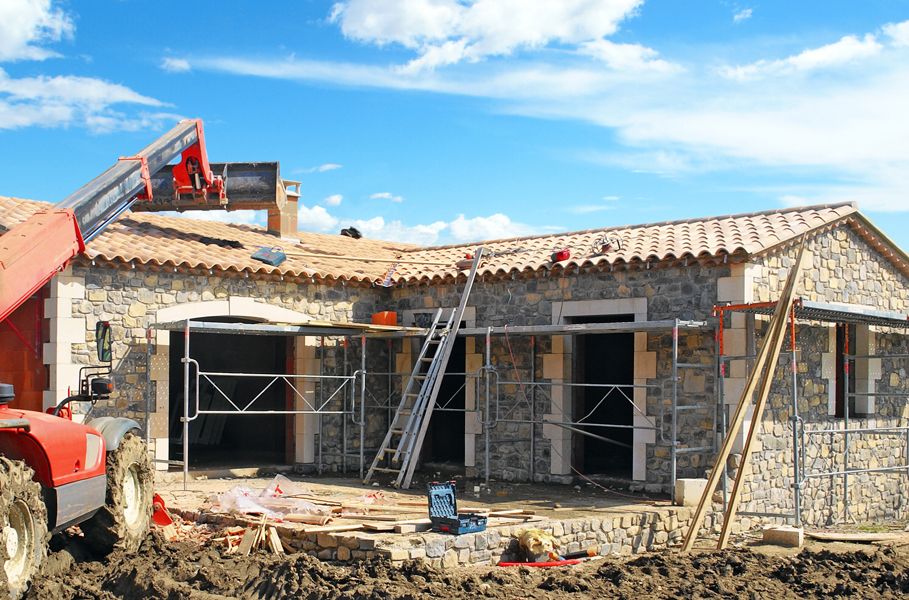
[372,467,401,474]
[420,357,435,362]
[390,429,404,435]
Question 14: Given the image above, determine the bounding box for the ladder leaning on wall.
[364,248,484,489]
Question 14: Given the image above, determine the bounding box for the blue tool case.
[427,481,487,535]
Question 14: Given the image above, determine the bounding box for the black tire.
[81,432,153,554]
[0,456,48,599]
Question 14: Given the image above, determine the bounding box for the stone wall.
[392,264,724,488]
[62,260,387,467]
[738,225,909,526]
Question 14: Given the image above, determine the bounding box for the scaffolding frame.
[714,298,909,526]
[155,303,909,516]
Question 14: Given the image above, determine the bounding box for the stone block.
[762,526,803,548]
[542,354,564,380]
[336,546,351,561]
[316,533,338,548]
[674,478,708,507]
[633,351,656,379]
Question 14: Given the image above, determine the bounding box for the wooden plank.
[284,514,334,526]
[268,527,285,554]
[362,523,396,532]
[238,528,257,556]
[340,503,424,514]
[681,234,808,553]
[806,531,902,543]
[717,241,808,550]
[300,524,363,534]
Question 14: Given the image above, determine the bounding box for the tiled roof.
[391,203,861,282]
[3,197,902,285]
[0,197,409,284]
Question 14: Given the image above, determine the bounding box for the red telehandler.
[0,119,259,597]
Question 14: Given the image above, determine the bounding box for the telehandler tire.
[82,432,153,554]
[0,456,48,599]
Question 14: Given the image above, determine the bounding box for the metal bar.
[789,306,802,527]
[805,426,909,435]
[533,419,657,431]
[847,353,909,360]
[485,326,492,486]
[196,370,352,380]
[675,446,715,453]
[669,320,679,490]
[843,326,850,522]
[182,319,190,491]
[318,336,324,474]
[530,335,536,482]
[360,334,366,479]
[193,410,351,415]
[59,119,201,239]
[343,338,348,474]
[804,464,909,479]
[458,319,710,337]
[546,421,632,450]
[738,511,796,519]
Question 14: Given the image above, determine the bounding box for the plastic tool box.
[427,481,487,535]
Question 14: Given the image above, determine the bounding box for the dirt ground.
[26,531,909,599]
[23,474,909,598]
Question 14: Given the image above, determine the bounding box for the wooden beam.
[681,235,807,552]
[717,242,807,549]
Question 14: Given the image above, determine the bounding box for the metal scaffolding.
[714,298,909,526]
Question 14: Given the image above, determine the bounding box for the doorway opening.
[570,314,635,478]
[169,318,288,468]
[425,334,466,467]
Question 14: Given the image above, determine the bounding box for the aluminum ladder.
[364,248,484,488]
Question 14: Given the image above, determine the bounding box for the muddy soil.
[26,533,909,599]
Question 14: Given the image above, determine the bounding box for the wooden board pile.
[213,515,286,556]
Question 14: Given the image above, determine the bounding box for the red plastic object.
[371,311,397,326]
[550,248,571,262]
[152,493,174,527]
[497,559,583,568]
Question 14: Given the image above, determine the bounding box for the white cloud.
[0,67,173,131]
[298,203,339,231]
[883,19,909,47]
[299,162,343,173]
[192,16,909,213]
[323,194,343,206]
[578,39,679,73]
[568,204,617,214]
[733,8,752,24]
[370,191,404,203]
[720,34,883,81]
[0,0,73,62]
[350,216,448,245]
[161,57,191,73]
[603,195,620,201]
[331,0,644,72]
[449,213,535,242]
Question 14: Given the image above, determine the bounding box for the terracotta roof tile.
[0,196,409,284]
[0,197,882,285]
[390,203,860,282]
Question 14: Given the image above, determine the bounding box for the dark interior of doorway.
[424,334,466,469]
[169,319,287,468]
[571,314,634,478]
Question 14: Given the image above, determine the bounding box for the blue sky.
[1,0,908,249]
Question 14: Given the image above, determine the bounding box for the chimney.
[268,179,301,238]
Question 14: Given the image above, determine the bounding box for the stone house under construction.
[1,196,907,528]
